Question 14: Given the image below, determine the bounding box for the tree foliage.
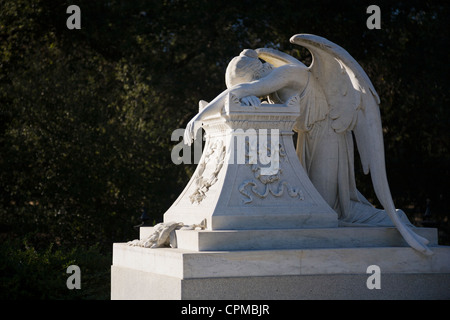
[0,0,449,298]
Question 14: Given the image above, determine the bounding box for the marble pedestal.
[163,94,338,230]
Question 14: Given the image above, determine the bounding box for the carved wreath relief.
[238,139,304,204]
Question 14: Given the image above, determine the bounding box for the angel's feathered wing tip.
[290,34,330,46]
[290,33,312,42]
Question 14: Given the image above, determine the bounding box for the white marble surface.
[112,242,450,280]
[111,265,450,300]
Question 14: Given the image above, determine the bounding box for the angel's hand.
[241,95,261,107]
[184,115,201,146]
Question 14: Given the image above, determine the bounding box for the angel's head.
[225,49,273,88]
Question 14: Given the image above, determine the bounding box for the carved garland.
[189,139,226,204]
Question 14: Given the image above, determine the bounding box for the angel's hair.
[225,49,272,88]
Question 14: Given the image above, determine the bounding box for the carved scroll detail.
[239,179,304,204]
[238,141,304,204]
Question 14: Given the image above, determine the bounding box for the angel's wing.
[290,34,432,255]
[256,47,306,68]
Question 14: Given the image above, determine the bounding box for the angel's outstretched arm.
[230,64,307,100]
[184,64,307,145]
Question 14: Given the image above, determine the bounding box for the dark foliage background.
[0,0,448,299]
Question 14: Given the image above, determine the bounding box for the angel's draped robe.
[292,77,413,227]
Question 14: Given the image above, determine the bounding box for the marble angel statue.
[184,34,432,255]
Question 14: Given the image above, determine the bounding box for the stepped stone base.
[111,227,450,300]
[140,226,438,251]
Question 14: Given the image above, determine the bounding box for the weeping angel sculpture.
[184,34,432,255]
